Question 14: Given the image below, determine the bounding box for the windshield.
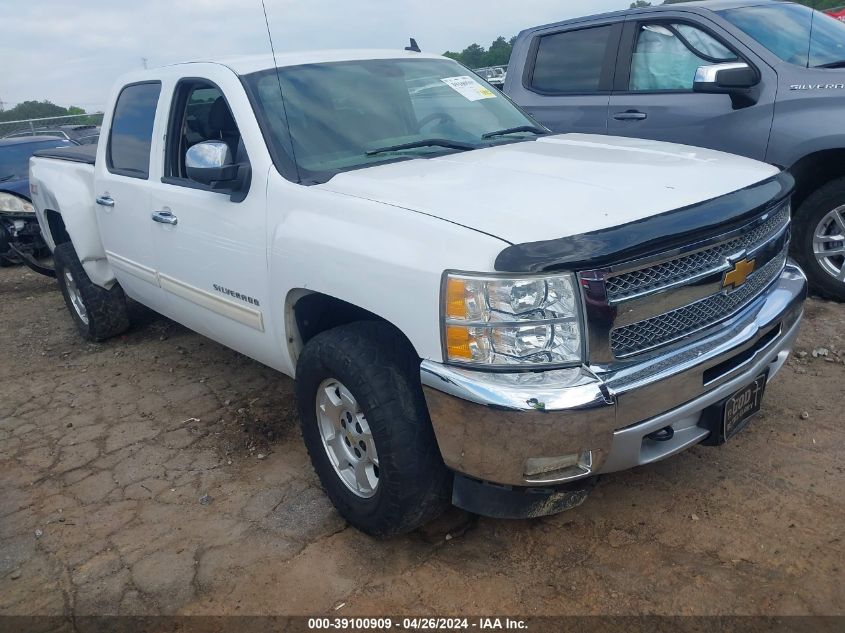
[244,58,543,183]
[0,139,74,181]
[719,2,845,67]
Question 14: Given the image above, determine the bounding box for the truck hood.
[319,134,780,245]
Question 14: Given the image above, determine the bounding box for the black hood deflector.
[494,171,794,273]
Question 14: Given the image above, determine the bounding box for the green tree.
[442,36,518,68]
[0,100,71,122]
[486,36,512,66]
[630,1,651,8]
[0,101,94,136]
[461,43,487,68]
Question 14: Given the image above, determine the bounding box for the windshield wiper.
[365,139,478,156]
[0,174,16,183]
[814,60,845,68]
[481,125,550,139]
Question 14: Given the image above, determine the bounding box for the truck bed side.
[29,152,116,289]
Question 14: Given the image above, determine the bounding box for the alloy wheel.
[64,270,89,325]
[315,378,380,498]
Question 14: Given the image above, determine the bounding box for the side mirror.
[185,140,251,202]
[694,62,759,108]
[185,141,238,185]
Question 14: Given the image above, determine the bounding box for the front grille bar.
[605,204,789,304]
[609,250,788,358]
[579,200,792,362]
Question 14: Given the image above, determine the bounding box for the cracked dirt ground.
[1,265,843,617]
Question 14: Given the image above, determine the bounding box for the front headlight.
[441,271,583,368]
[0,192,34,214]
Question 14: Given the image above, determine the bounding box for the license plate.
[722,373,767,440]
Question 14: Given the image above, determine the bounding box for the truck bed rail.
[33,145,97,165]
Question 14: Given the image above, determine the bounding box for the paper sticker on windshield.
[441,76,497,101]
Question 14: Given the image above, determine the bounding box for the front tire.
[54,242,130,341]
[295,322,451,537]
[793,178,845,301]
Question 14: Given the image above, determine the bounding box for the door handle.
[613,111,647,121]
[151,210,178,226]
[95,195,114,207]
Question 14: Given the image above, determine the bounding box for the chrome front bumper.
[421,263,807,487]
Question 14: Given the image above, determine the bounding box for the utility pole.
[141,57,148,70]
[0,97,5,112]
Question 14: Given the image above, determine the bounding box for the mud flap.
[452,473,598,519]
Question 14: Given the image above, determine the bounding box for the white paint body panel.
[29,52,780,379]
[28,159,113,286]
[320,134,779,245]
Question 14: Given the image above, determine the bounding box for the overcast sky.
[0,0,626,112]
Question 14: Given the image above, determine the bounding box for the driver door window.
[629,23,737,91]
[165,82,243,182]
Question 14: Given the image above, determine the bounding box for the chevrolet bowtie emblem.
[723,257,756,290]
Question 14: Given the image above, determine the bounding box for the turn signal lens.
[445,324,472,360]
[445,325,491,363]
[445,278,468,319]
[446,277,486,321]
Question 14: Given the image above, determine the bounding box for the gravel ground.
[1,265,843,617]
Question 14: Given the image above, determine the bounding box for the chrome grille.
[610,249,787,358]
[605,204,790,303]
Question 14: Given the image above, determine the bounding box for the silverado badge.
[723,258,756,291]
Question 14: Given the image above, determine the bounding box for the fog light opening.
[645,426,675,442]
[524,450,593,482]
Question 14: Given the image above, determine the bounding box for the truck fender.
[31,161,117,289]
[266,185,509,375]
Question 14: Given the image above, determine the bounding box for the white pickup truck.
[29,49,807,536]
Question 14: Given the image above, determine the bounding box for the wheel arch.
[43,209,72,248]
[284,289,422,370]
[788,148,845,210]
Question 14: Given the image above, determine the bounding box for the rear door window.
[107,82,161,179]
[529,25,616,94]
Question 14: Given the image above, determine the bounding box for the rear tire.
[295,321,451,537]
[54,242,130,341]
[793,178,845,301]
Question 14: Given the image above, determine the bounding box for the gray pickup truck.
[506,0,845,300]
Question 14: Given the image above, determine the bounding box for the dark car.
[3,124,100,145]
[0,136,75,272]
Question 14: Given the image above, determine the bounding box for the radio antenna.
[260,0,301,181]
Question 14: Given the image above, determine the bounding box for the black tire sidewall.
[53,242,129,341]
[54,243,94,339]
[793,180,845,301]
[295,322,450,537]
